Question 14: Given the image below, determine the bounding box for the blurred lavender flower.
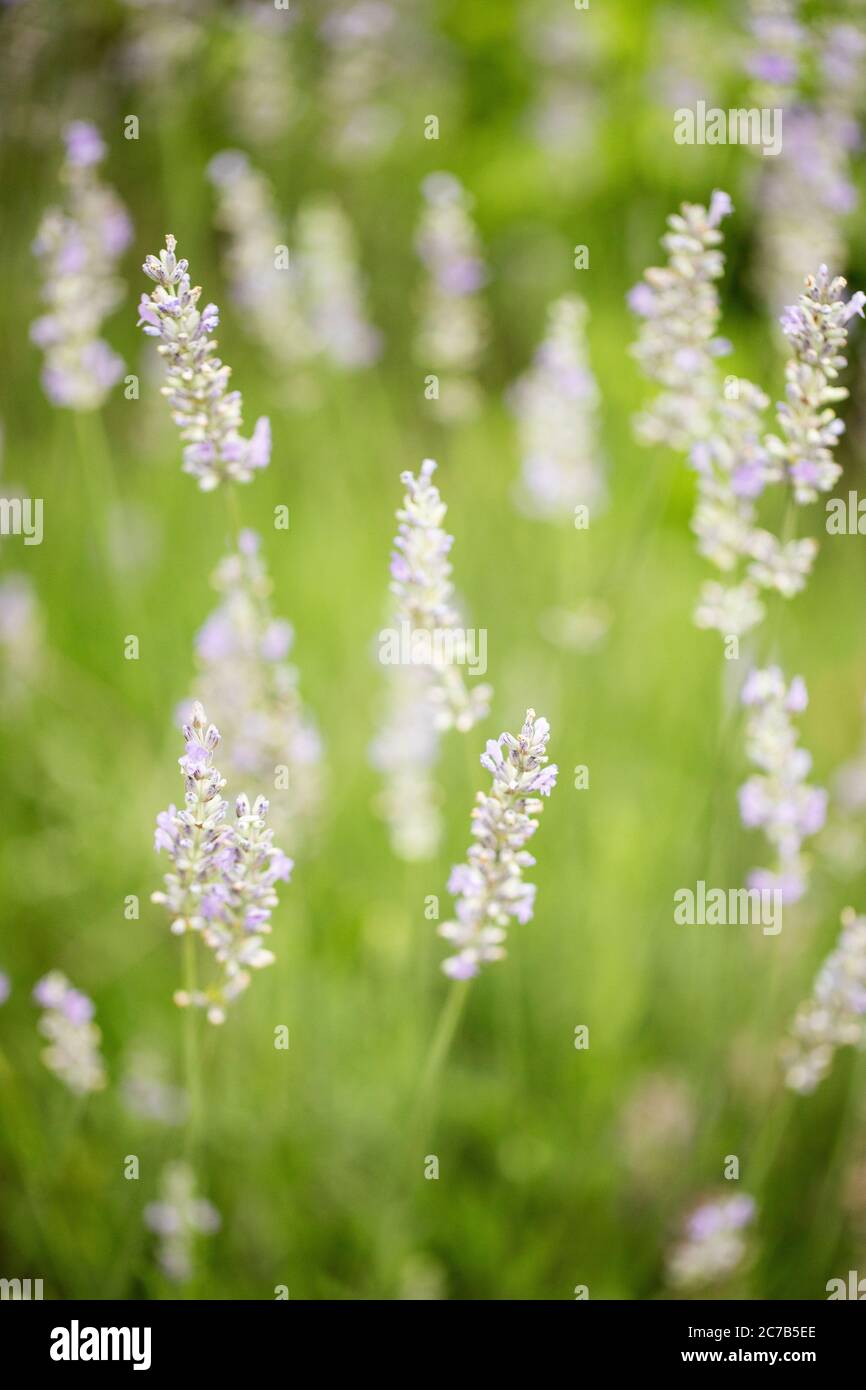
[32,971,106,1095]
[137,234,272,490]
[747,4,864,311]
[0,573,44,705]
[152,701,292,1024]
[0,972,10,1006]
[782,907,866,1094]
[230,2,300,148]
[319,0,403,162]
[439,709,557,979]
[629,190,732,451]
[372,460,490,858]
[208,151,313,370]
[144,1160,220,1283]
[295,197,382,368]
[510,295,606,521]
[369,665,442,862]
[31,121,131,410]
[188,530,323,848]
[414,173,488,420]
[387,458,492,733]
[738,667,826,904]
[668,1193,756,1288]
[122,1049,187,1127]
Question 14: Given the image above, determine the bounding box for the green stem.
[409,978,471,1158]
[183,933,203,1162]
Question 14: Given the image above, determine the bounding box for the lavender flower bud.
[137,235,271,491]
[439,709,557,979]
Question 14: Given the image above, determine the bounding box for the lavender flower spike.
[144,1160,220,1283]
[738,667,826,904]
[782,906,866,1094]
[629,190,732,451]
[32,970,106,1095]
[667,1193,756,1288]
[152,701,292,1024]
[439,709,557,979]
[138,235,271,491]
[31,121,131,410]
[389,458,492,733]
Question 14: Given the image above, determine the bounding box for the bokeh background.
[2,0,866,1300]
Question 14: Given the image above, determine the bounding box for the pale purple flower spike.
[738,667,826,904]
[32,970,106,1094]
[439,709,557,979]
[782,906,866,1093]
[152,701,291,1024]
[144,1160,220,1283]
[668,1193,756,1288]
[138,235,271,491]
[31,121,131,410]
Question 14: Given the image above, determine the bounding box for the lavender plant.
[295,196,382,369]
[631,195,864,640]
[208,151,313,370]
[189,529,323,848]
[414,173,488,420]
[509,295,606,521]
[667,1193,756,1288]
[373,460,491,858]
[137,235,272,490]
[738,667,826,904]
[31,121,131,410]
[439,709,557,979]
[144,1160,220,1282]
[32,971,106,1095]
[152,702,292,1025]
[782,907,866,1094]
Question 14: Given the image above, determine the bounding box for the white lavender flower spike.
[738,667,826,904]
[137,235,271,490]
[208,152,313,370]
[32,971,106,1095]
[295,196,382,369]
[152,701,292,1024]
[31,121,131,410]
[414,172,488,420]
[439,709,557,979]
[782,907,866,1094]
[189,529,323,849]
[510,295,606,521]
[388,458,492,734]
[144,1160,220,1283]
[667,1193,756,1288]
[629,190,732,451]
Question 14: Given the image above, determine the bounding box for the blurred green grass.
[1,0,866,1300]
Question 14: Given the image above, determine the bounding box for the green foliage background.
[1,0,866,1299]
